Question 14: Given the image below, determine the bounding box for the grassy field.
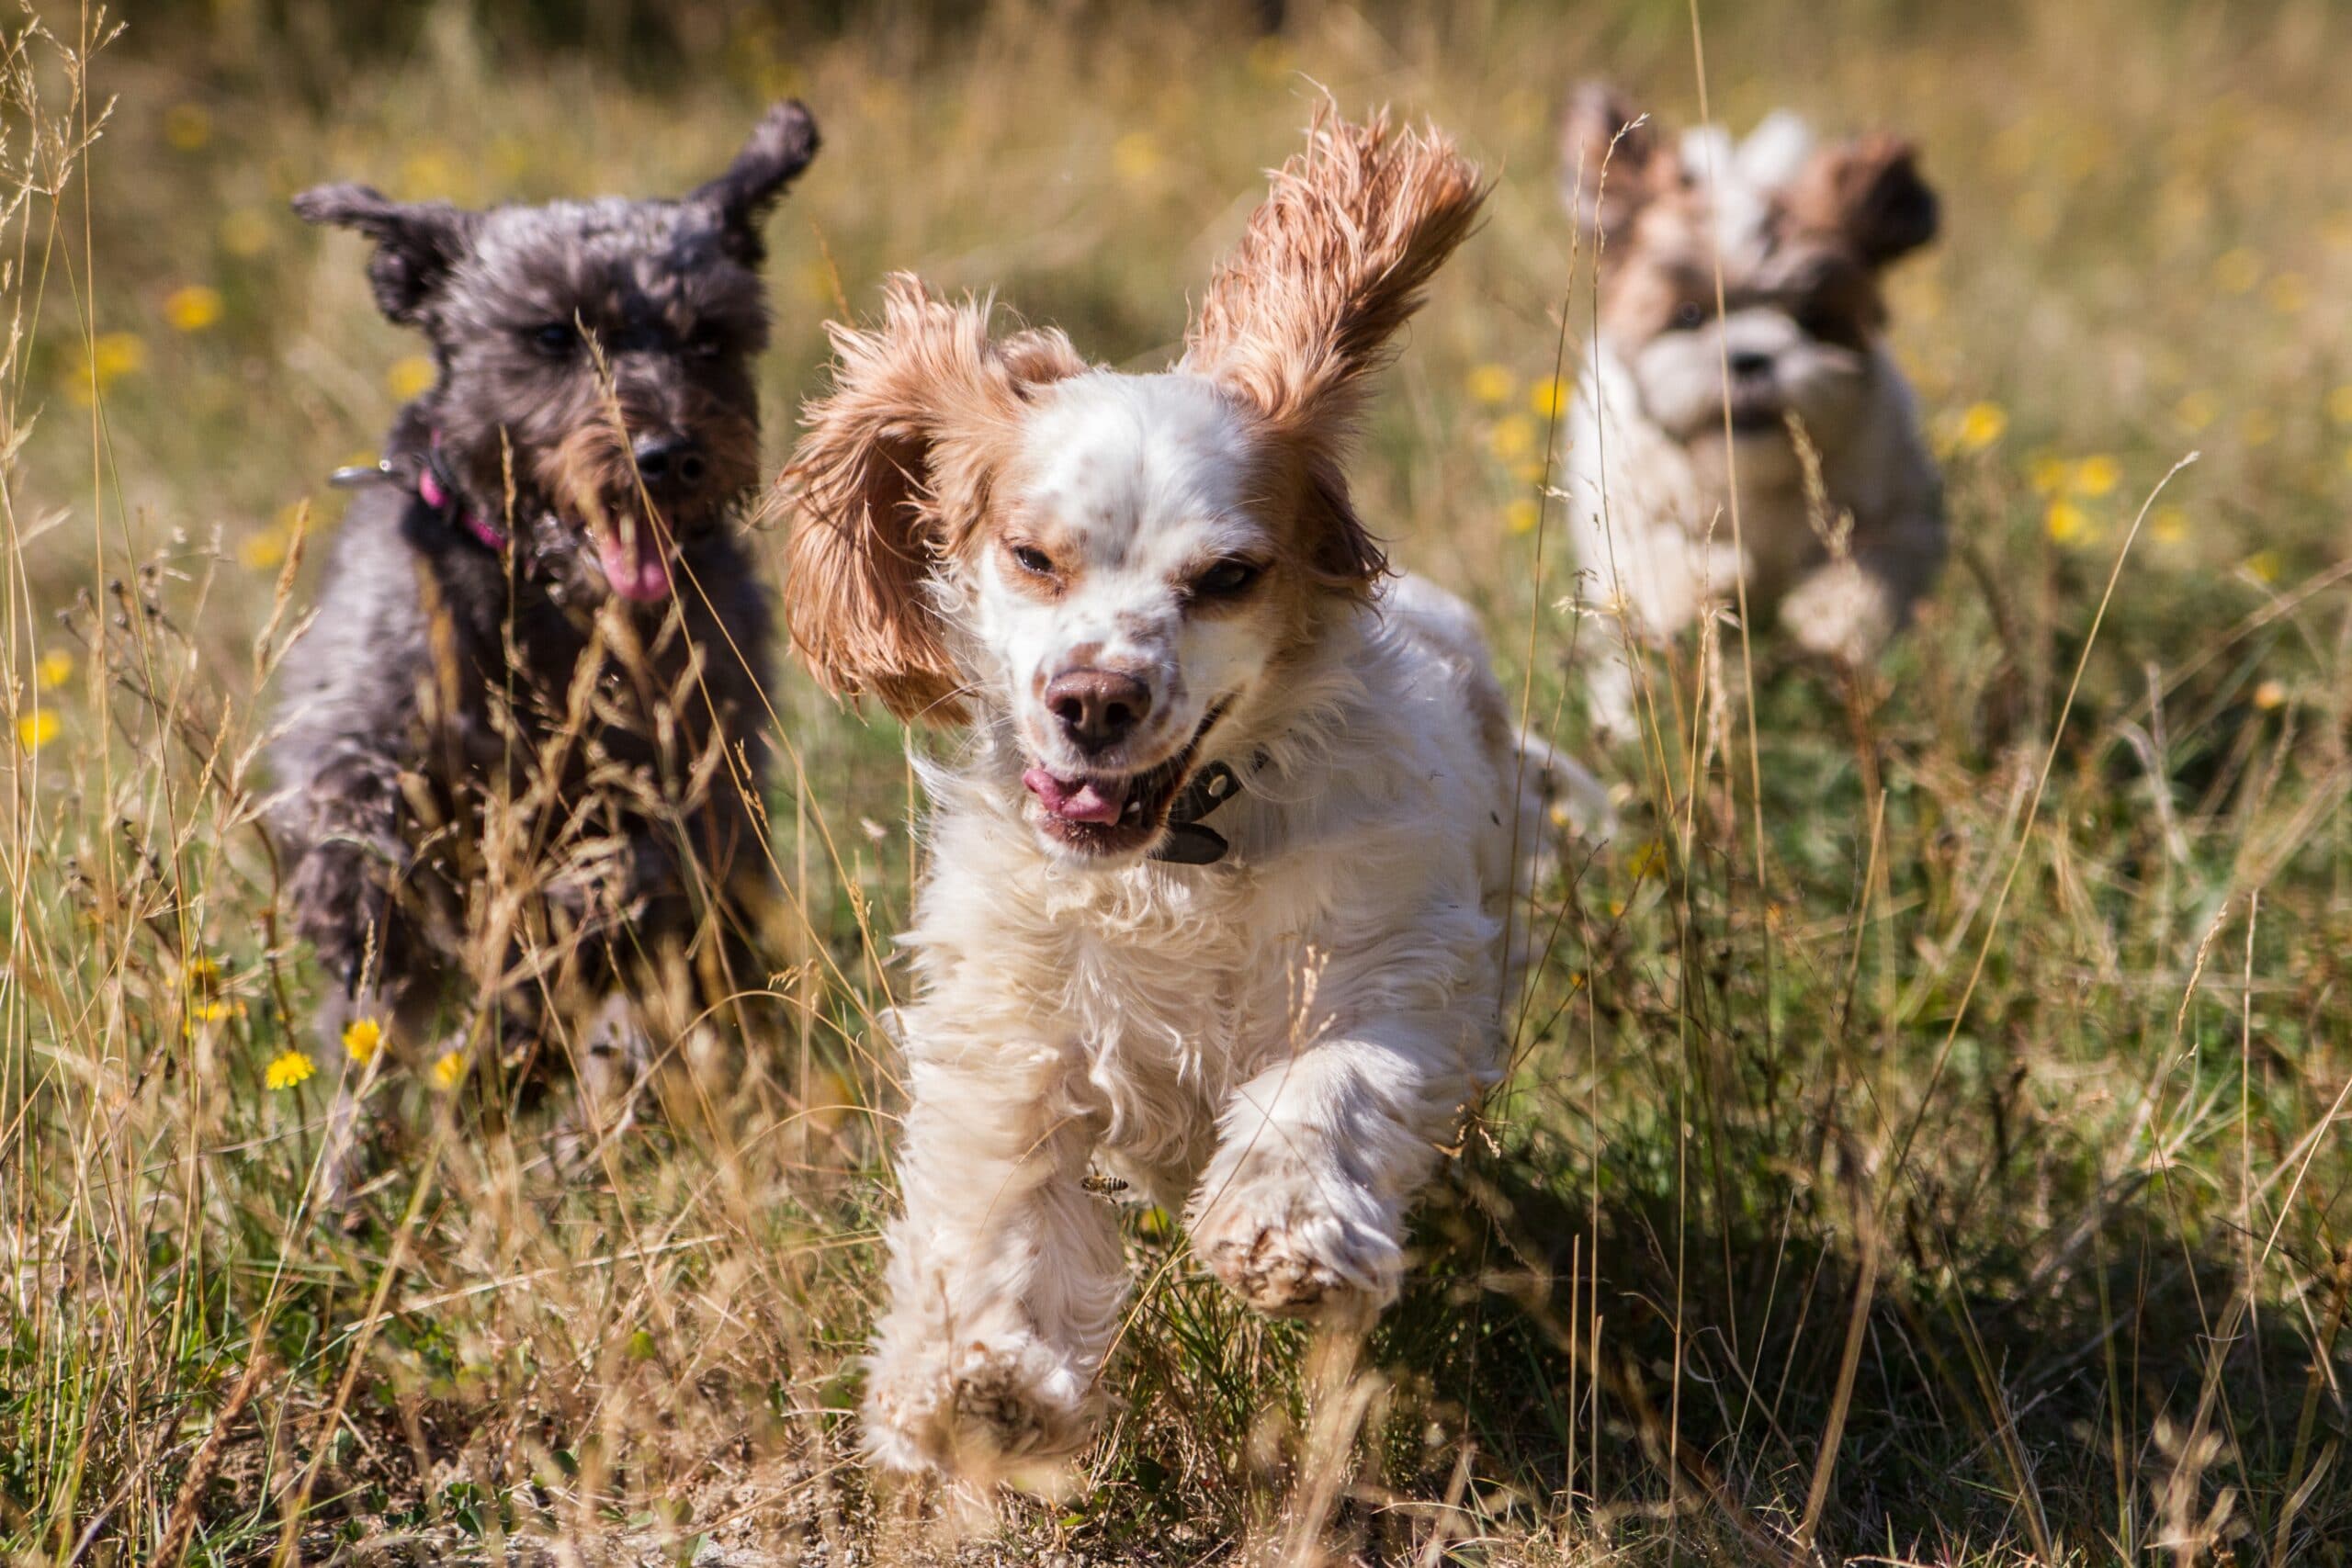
[5,0,2351,1562]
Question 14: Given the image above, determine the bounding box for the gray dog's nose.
[1728,349,1774,380]
[1046,668,1152,754]
[632,434,707,491]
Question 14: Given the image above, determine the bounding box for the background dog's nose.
[632,434,707,490]
[1727,349,1773,380]
[1045,668,1152,753]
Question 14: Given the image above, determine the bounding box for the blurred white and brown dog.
[1557,84,1944,738]
[785,109,1583,1485]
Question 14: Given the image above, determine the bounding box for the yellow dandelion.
[1111,130,1160,185]
[430,1049,467,1090]
[2265,273,2309,315]
[36,649,73,690]
[1953,401,2007,454]
[1466,363,1514,407]
[2327,385,2352,426]
[17,710,59,750]
[1627,839,1668,879]
[1505,497,1540,535]
[2240,408,2278,447]
[264,1050,316,1091]
[185,955,220,989]
[188,999,233,1024]
[343,1016,383,1066]
[2071,454,2120,497]
[164,285,224,333]
[1487,414,1536,462]
[164,103,211,152]
[1530,376,1571,421]
[2151,505,2188,546]
[220,208,272,258]
[386,355,435,401]
[2251,679,2287,711]
[2211,247,2261,294]
[2244,549,2281,584]
[2028,455,2073,496]
[238,527,288,571]
[2174,390,2218,434]
[69,331,149,403]
[2044,498,2093,545]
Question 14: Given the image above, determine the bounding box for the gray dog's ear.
[292,183,478,327]
[690,100,820,265]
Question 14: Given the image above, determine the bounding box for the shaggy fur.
[1557,84,1944,738]
[782,109,1588,1487]
[270,104,818,1170]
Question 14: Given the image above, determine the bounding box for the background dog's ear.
[1787,134,1939,266]
[783,275,1083,722]
[690,100,820,265]
[292,183,477,327]
[1558,82,1664,241]
[1181,105,1481,595]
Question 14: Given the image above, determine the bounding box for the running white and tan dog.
[784,108,1577,1485]
[1558,84,1945,738]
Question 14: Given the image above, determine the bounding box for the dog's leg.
[864,1032,1124,1486]
[1189,1021,1474,1327]
[1779,503,1945,666]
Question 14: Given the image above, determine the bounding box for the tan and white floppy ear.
[782,274,1085,722]
[1556,82,1668,242]
[1181,105,1487,592]
[1782,133,1939,266]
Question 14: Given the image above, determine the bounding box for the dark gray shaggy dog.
[271,103,817,1180]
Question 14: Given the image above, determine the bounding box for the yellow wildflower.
[1953,401,2007,453]
[239,527,288,571]
[2251,679,2286,711]
[164,286,224,333]
[2044,498,2092,545]
[1466,364,1514,407]
[2071,455,2120,497]
[343,1017,383,1066]
[1506,498,1540,535]
[264,1050,316,1091]
[2029,455,2073,496]
[69,332,148,405]
[2244,549,2281,584]
[188,999,232,1025]
[1112,131,1160,184]
[1627,840,1668,879]
[387,355,435,401]
[2150,505,2188,546]
[1530,376,1571,421]
[36,649,73,690]
[2174,390,2218,433]
[1487,414,1536,461]
[2211,247,2261,294]
[220,209,272,258]
[164,103,211,152]
[17,710,59,750]
[430,1050,468,1090]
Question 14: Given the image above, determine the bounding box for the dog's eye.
[687,325,726,360]
[1191,558,1263,600]
[1668,301,1709,332]
[1010,544,1056,578]
[530,322,576,356]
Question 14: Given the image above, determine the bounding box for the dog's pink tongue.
[596,527,673,603]
[1023,767,1126,825]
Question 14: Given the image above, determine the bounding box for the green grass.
[5,1,2350,1562]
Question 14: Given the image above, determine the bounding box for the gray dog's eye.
[530,321,576,356]
[1668,301,1708,332]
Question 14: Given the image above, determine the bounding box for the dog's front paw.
[1190,1168,1401,1327]
[864,1331,1099,1488]
[1780,563,1898,666]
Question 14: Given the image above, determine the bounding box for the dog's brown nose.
[1045,668,1151,754]
[632,434,708,493]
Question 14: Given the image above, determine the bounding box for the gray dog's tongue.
[596,525,672,602]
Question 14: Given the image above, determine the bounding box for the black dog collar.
[1152,759,1244,865]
